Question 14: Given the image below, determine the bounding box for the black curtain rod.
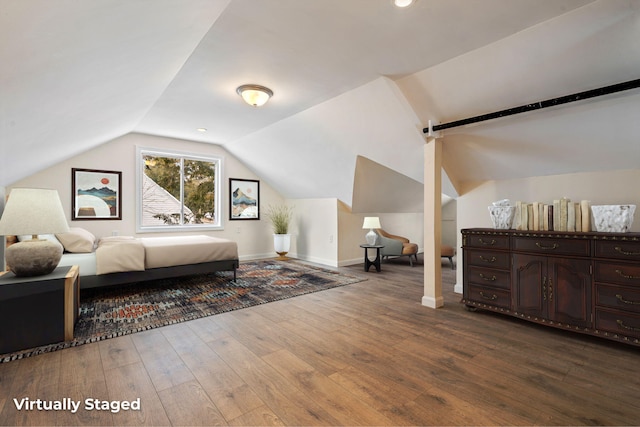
[423,78,640,134]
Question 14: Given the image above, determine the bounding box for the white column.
[422,138,444,308]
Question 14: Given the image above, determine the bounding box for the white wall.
[226,77,426,205]
[338,201,424,267]
[10,133,285,260]
[455,168,640,291]
[289,198,338,266]
[441,199,457,248]
[287,198,424,268]
[7,131,428,268]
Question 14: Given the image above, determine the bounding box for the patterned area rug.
[0,260,364,363]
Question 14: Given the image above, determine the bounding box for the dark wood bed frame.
[78,259,239,289]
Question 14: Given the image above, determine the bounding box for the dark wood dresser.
[462,228,640,346]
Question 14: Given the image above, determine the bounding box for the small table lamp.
[0,188,70,277]
[362,216,381,245]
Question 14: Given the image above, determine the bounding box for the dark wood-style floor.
[1,257,639,426]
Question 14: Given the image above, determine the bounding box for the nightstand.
[0,265,79,354]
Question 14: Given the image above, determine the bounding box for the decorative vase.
[488,206,516,229]
[591,205,636,232]
[365,229,378,245]
[273,234,291,260]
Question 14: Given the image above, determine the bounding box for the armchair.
[374,229,419,266]
[441,244,455,270]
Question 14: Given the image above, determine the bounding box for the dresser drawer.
[594,261,640,287]
[595,308,640,340]
[466,249,510,269]
[595,240,640,261]
[512,236,590,257]
[467,266,511,290]
[596,284,640,314]
[467,284,511,309]
[465,234,510,250]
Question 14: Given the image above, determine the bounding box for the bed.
[10,228,239,289]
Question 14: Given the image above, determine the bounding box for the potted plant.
[265,204,293,259]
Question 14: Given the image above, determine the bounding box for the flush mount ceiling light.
[236,84,273,107]
[394,0,414,7]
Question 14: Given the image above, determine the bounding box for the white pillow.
[56,227,96,253]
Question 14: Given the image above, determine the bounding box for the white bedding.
[96,236,145,274]
[141,235,238,269]
[57,235,238,276]
[58,252,97,276]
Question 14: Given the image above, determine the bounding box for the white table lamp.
[362,217,381,245]
[0,188,70,276]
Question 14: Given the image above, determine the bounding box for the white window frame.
[136,146,223,232]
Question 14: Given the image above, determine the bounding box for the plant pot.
[274,234,291,260]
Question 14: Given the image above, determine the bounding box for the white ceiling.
[397,0,640,192]
[3,0,638,208]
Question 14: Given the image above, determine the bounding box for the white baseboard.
[454,283,463,294]
[293,254,339,268]
[338,257,362,267]
[422,295,444,308]
[239,253,276,262]
[240,253,341,269]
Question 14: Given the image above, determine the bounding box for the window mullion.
[179,157,185,225]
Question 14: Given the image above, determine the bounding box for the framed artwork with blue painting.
[229,178,259,220]
[72,168,122,220]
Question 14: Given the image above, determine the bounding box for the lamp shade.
[236,84,273,107]
[362,217,381,229]
[0,188,69,236]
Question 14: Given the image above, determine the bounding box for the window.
[137,148,222,231]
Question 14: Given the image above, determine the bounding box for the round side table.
[359,244,385,272]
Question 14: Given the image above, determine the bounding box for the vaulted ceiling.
[3,0,639,209]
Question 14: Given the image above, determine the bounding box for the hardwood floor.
[1,257,639,426]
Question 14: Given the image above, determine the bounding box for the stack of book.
[514,199,591,232]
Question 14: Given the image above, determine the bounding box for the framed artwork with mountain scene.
[230,178,259,220]
[72,168,122,220]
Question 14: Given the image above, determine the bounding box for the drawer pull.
[479,255,497,263]
[479,291,498,301]
[616,294,640,305]
[478,238,496,246]
[479,273,497,282]
[615,269,640,280]
[616,320,640,332]
[535,242,559,250]
[615,246,640,256]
